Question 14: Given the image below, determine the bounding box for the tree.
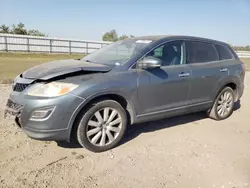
[0,22,46,36]
[11,22,27,35]
[118,34,134,40]
[102,30,134,42]
[0,24,10,33]
[102,29,118,42]
[118,35,129,40]
[27,30,46,36]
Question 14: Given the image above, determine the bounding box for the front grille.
[13,83,29,92]
[6,99,23,112]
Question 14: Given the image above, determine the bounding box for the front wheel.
[207,87,235,120]
[76,100,127,152]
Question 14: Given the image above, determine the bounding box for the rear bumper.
[237,83,244,101]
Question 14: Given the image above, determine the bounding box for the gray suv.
[5,36,245,152]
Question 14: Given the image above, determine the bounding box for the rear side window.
[186,41,219,64]
[215,44,234,60]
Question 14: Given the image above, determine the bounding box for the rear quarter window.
[186,41,219,64]
[215,44,234,60]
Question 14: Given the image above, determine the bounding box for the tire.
[207,87,235,120]
[76,100,127,152]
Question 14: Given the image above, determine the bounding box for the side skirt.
[133,101,213,124]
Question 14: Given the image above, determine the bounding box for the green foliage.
[11,22,27,35]
[27,30,46,36]
[102,30,118,42]
[0,22,46,36]
[102,30,134,42]
[118,35,129,40]
[118,35,134,40]
[0,24,10,33]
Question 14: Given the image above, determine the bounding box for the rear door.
[185,41,228,105]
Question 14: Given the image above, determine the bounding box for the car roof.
[132,35,229,46]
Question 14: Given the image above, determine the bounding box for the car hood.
[22,59,113,80]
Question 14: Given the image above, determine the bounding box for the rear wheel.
[207,87,235,120]
[76,100,127,152]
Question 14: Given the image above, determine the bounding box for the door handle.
[179,72,190,77]
[220,68,228,72]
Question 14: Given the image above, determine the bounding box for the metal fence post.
[27,38,30,52]
[86,42,88,54]
[49,39,52,53]
[4,36,8,52]
[69,41,71,54]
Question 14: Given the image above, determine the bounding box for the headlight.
[27,82,79,97]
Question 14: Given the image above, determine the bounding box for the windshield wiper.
[83,59,96,63]
[75,58,92,62]
[84,59,102,65]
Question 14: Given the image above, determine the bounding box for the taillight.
[240,63,246,82]
[241,63,246,72]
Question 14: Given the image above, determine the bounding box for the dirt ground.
[0,73,250,188]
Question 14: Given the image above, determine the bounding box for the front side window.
[145,41,184,66]
[215,44,234,60]
[186,41,219,64]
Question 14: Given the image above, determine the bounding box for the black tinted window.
[186,41,219,63]
[215,44,234,60]
[146,41,183,66]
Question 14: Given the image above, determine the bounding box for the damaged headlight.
[27,82,78,97]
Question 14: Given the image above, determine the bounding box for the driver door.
[137,41,191,116]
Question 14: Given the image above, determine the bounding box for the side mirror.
[138,56,162,69]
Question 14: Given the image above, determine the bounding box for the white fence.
[0,34,111,54]
[236,51,250,58]
[0,33,249,58]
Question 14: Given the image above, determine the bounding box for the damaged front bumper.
[4,99,23,128]
[5,75,85,142]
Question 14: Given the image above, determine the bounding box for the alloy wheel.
[86,107,122,146]
[217,90,233,118]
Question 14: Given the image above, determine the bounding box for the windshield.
[82,39,152,65]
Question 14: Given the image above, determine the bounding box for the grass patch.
[0,52,84,83]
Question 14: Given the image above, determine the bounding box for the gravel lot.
[0,73,250,188]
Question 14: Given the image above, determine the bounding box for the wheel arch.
[213,80,238,102]
[67,92,136,142]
